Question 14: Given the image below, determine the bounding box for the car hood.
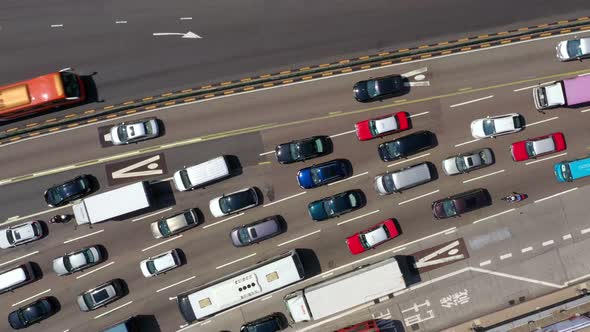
[556,41,570,60]
[77,295,90,311]
[297,169,314,189]
[230,229,244,246]
[355,121,372,140]
[353,81,369,101]
[373,175,389,195]
[150,222,163,239]
[0,230,10,248]
[432,202,447,219]
[308,201,328,221]
[209,197,224,217]
[470,119,486,138]
[8,310,25,329]
[442,158,460,175]
[52,257,69,275]
[275,144,291,163]
[510,141,529,161]
[346,234,365,255]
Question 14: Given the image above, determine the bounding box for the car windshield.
[367,80,379,98]
[83,248,96,263]
[560,164,572,181]
[146,260,158,274]
[369,121,379,136]
[382,175,396,192]
[6,230,14,244]
[158,220,171,236]
[313,138,325,152]
[116,126,129,141]
[219,196,233,213]
[179,170,192,189]
[567,39,582,57]
[82,293,94,307]
[455,157,467,171]
[525,141,536,157]
[442,200,457,217]
[20,301,45,324]
[289,143,302,160]
[482,119,496,136]
[60,71,82,98]
[323,200,335,216]
[183,211,195,224]
[310,167,322,184]
[238,228,251,244]
[63,256,73,271]
[348,193,358,206]
[385,141,402,158]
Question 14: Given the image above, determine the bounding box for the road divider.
[142,235,183,252]
[76,261,115,280]
[263,191,307,208]
[64,229,104,244]
[216,253,257,270]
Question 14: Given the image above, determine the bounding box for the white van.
[173,156,231,191]
[374,162,434,194]
[0,262,36,294]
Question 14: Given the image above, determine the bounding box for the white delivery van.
[0,262,36,294]
[173,156,231,191]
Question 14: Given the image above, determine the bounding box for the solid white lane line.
[202,213,244,229]
[157,276,196,293]
[521,246,533,253]
[444,229,457,235]
[263,191,307,207]
[398,190,439,206]
[94,301,133,319]
[387,153,430,168]
[534,187,578,204]
[526,116,559,127]
[500,253,512,260]
[142,235,183,252]
[329,129,356,138]
[50,24,63,28]
[472,208,515,224]
[115,21,127,24]
[542,240,555,246]
[216,253,257,269]
[581,227,590,235]
[13,289,51,307]
[180,17,193,20]
[277,230,321,247]
[454,138,481,147]
[336,209,380,226]
[525,152,567,165]
[479,260,491,267]
[462,169,505,183]
[132,207,173,222]
[450,95,494,108]
[581,108,590,113]
[64,230,104,244]
[409,111,430,118]
[1,205,70,225]
[0,251,39,268]
[563,234,572,240]
[513,85,538,92]
[259,150,275,156]
[328,171,368,186]
[76,262,115,280]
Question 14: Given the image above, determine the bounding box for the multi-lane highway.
[2,21,590,332]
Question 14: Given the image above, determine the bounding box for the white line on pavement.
[513,85,538,92]
[398,190,439,206]
[534,187,578,203]
[450,95,494,108]
[13,289,52,307]
[50,24,63,28]
[581,108,590,113]
[259,295,272,302]
[521,246,533,253]
[202,213,244,229]
[277,230,321,247]
[132,207,173,222]
[1,205,70,225]
[525,152,567,165]
[444,229,457,235]
[115,21,127,24]
[337,209,380,226]
[328,171,368,186]
[454,138,481,147]
[563,234,572,240]
[526,116,559,127]
[500,253,512,260]
[216,253,257,269]
[582,227,590,234]
[0,251,39,268]
[94,301,133,319]
[157,276,196,293]
[542,240,555,246]
[329,129,356,138]
[409,111,430,118]
[142,235,183,252]
[76,262,115,280]
[259,150,275,156]
[180,17,193,20]
[263,191,307,207]
[387,153,430,168]
[479,260,491,267]
[64,230,104,244]
[462,169,505,183]
[472,208,515,224]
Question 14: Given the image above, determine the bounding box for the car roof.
[531,136,555,154]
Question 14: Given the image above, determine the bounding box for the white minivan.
[0,262,36,294]
[173,156,231,191]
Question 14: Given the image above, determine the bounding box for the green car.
[307,190,363,222]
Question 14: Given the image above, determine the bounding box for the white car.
[0,221,43,249]
[140,249,181,277]
[110,118,159,145]
[470,113,524,139]
[52,246,102,276]
[209,187,260,218]
[556,37,590,61]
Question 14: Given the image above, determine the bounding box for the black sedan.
[353,74,406,102]
[308,190,363,222]
[275,136,331,164]
[44,175,93,207]
[9,297,58,329]
[378,131,437,161]
[432,188,491,219]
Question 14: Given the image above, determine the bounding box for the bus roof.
[0,73,65,113]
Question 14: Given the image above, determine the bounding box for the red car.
[510,132,566,161]
[354,112,409,141]
[346,219,399,255]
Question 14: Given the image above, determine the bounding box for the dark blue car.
[308,190,363,221]
[297,160,351,189]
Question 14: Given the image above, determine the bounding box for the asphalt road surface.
[1,27,590,332]
[0,0,589,128]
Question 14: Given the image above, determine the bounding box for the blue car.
[297,160,351,189]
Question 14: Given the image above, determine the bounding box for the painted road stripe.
[473,209,515,224]
[329,129,356,138]
[409,111,430,118]
[259,295,273,302]
[462,169,505,183]
[454,138,480,147]
[328,171,368,186]
[263,191,307,207]
[521,246,533,253]
[563,234,572,240]
[277,230,321,247]
[216,253,257,269]
[450,95,494,108]
[13,289,51,307]
[259,150,274,156]
[157,276,196,293]
[0,251,38,268]
[542,240,555,246]
[525,152,567,165]
[50,24,63,28]
[2,205,70,225]
[142,235,182,252]
[513,85,537,92]
[581,227,590,234]
[64,230,104,244]
[398,190,439,206]
[580,108,590,113]
[534,187,578,203]
[76,262,115,280]
[94,301,133,319]
[337,210,380,226]
[202,213,244,229]
[479,260,491,267]
[132,207,173,222]
[526,116,559,127]
[115,21,127,24]
[500,253,512,260]
[387,153,430,167]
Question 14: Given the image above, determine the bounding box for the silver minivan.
[374,162,434,194]
[230,216,284,247]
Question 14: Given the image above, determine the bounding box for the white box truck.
[73,181,151,225]
[533,75,590,111]
[284,256,406,323]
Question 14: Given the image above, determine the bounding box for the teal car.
[307,190,363,222]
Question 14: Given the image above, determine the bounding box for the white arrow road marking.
[111,154,164,179]
[153,31,202,39]
[415,240,463,268]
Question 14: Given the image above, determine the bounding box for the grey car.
[556,37,590,61]
[110,117,160,145]
[442,148,494,176]
[77,279,125,311]
[230,216,284,247]
[150,208,200,239]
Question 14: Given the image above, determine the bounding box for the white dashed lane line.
[534,187,578,204]
[525,116,559,127]
[450,95,494,108]
[0,251,38,268]
[202,213,244,229]
[216,253,257,270]
[462,169,505,184]
[454,138,480,147]
[328,171,368,186]
[277,230,321,247]
[141,235,183,252]
[263,191,307,208]
[387,153,430,168]
[499,253,512,260]
[525,152,567,165]
[479,260,491,267]
[542,240,555,246]
[521,246,533,253]
[398,190,439,206]
[64,229,104,244]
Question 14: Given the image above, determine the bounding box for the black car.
[378,131,437,161]
[210,187,260,217]
[432,188,491,219]
[8,297,58,329]
[240,312,289,332]
[275,136,331,164]
[353,74,406,102]
[44,175,93,207]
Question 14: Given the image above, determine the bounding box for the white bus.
[177,250,306,323]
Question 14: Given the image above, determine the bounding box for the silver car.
[442,148,494,176]
[150,208,199,239]
[0,221,43,249]
[77,279,124,311]
[556,37,590,61]
[140,249,181,277]
[52,246,102,276]
[230,216,284,247]
[110,117,159,145]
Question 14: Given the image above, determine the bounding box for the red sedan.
[510,132,566,161]
[354,112,409,141]
[346,219,399,255]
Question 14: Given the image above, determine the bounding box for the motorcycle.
[49,214,70,224]
[501,192,528,203]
